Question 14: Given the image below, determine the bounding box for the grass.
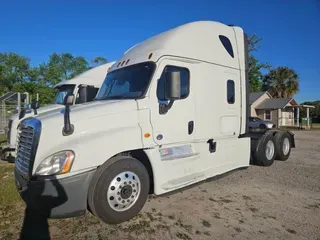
[0,163,23,235]
[0,134,6,143]
[0,164,21,205]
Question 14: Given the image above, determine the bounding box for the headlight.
[35,150,75,176]
[267,123,274,128]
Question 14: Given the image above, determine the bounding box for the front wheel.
[88,156,150,224]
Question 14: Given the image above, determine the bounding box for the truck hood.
[37,100,138,129]
[32,99,144,174]
[36,104,64,114]
[9,104,63,122]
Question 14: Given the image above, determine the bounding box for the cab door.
[149,58,195,145]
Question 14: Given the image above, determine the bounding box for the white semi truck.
[14,21,295,224]
[1,62,115,162]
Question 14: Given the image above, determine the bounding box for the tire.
[274,132,291,161]
[88,155,150,224]
[7,156,15,163]
[252,133,276,166]
[0,147,6,161]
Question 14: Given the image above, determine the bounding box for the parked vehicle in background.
[13,21,295,225]
[1,62,115,162]
[249,117,276,129]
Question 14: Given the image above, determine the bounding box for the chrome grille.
[15,118,41,177]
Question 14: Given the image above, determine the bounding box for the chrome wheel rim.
[283,138,290,155]
[265,140,275,161]
[107,171,141,212]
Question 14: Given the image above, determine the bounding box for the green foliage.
[0,53,31,94]
[91,56,108,68]
[300,100,320,117]
[0,164,22,206]
[0,52,107,104]
[12,82,57,105]
[262,66,299,98]
[0,134,6,142]
[247,34,271,92]
[37,53,90,86]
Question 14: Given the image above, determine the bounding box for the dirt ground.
[1,130,320,240]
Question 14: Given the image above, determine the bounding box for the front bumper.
[14,168,95,218]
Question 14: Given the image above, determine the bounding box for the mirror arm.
[159,100,175,115]
[31,100,40,115]
[62,105,74,136]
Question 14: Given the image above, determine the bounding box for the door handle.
[188,121,194,135]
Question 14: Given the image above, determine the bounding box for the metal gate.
[0,92,33,134]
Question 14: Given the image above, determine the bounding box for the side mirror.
[31,100,40,110]
[64,94,74,106]
[159,71,181,115]
[31,100,40,115]
[19,109,26,120]
[165,71,181,100]
[78,86,87,104]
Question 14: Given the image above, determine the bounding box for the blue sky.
[1,0,319,102]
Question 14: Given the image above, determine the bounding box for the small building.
[250,91,314,128]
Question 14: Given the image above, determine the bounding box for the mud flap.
[286,131,295,148]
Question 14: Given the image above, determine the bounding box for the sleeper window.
[157,66,190,101]
[227,80,235,104]
[219,35,234,58]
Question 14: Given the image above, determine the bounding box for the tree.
[91,56,108,68]
[300,100,320,118]
[262,66,299,98]
[12,82,57,105]
[37,53,89,86]
[248,35,271,92]
[0,53,31,94]
[0,52,110,104]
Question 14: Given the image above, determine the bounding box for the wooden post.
[296,107,300,128]
[307,108,310,128]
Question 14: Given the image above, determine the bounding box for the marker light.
[144,133,151,138]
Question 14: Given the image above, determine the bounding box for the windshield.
[95,62,155,100]
[54,84,75,104]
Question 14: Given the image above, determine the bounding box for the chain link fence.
[278,117,315,130]
[0,92,33,134]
